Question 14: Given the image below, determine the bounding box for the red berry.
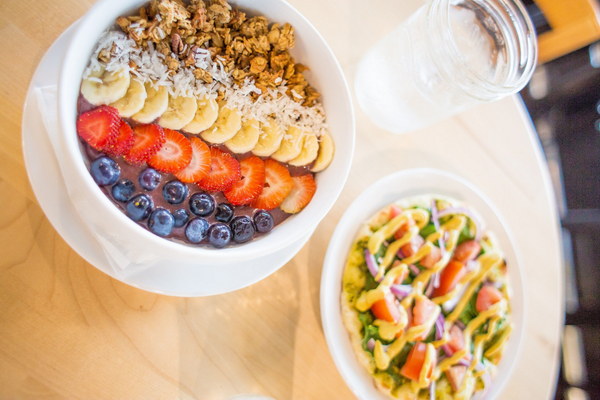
[76,106,120,150]
[224,156,265,205]
[175,137,212,183]
[279,174,317,214]
[125,124,165,165]
[250,159,293,210]
[105,119,135,156]
[197,147,241,192]
[147,129,193,173]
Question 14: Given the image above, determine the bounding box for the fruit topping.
[81,67,130,106]
[185,218,209,243]
[126,194,154,221]
[207,223,232,248]
[76,106,120,151]
[250,159,293,210]
[148,128,193,173]
[280,174,317,214]
[148,208,175,237]
[139,168,162,191]
[105,119,135,156]
[173,208,190,228]
[224,156,265,206]
[162,180,189,204]
[125,124,166,165]
[253,210,274,233]
[311,133,335,172]
[197,147,241,192]
[215,203,234,223]
[189,192,215,217]
[230,216,255,243]
[90,156,121,186]
[111,179,135,202]
[174,137,211,183]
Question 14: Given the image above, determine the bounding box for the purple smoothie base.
[78,98,315,248]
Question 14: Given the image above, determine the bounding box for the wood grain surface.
[0,0,563,399]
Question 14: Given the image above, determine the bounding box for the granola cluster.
[114,0,320,106]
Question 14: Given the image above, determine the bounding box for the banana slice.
[81,67,130,105]
[311,133,335,172]
[200,107,242,144]
[158,94,198,130]
[131,83,169,124]
[288,133,319,166]
[183,97,219,134]
[271,126,305,163]
[252,119,284,157]
[225,119,260,154]
[109,78,147,117]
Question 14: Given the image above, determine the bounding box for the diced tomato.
[453,240,481,262]
[445,365,468,391]
[432,260,466,298]
[371,293,403,323]
[420,245,442,268]
[447,324,465,353]
[400,235,425,257]
[475,285,503,312]
[393,219,415,240]
[400,342,436,381]
[389,204,402,219]
[411,296,438,340]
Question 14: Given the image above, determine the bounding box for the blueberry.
[189,193,215,217]
[126,194,154,221]
[148,208,175,237]
[215,203,234,223]
[230,216,255,243]
[185,218,209,243]
[163,180,188,204]
[111,179,135,202]
[253,210,274,233]
[90,156,120,186]
[207,223,232,248]
[173,208,190,228]
[139,168,161,191]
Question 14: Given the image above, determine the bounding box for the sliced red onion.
[466,260,478,272]
[429,380,436,400]
[432,271,441,289]
[430,200,446,257]
[437,206,483,241]
[364,249,381,281]
[442,344,453,357]
[458,358,471,367]
[435,313,445,340]
[455,320,466,330]
[409,264,420,276]
[391,284,412,299]
[367,338,375,351]
[397,248,406,258]
[425,279,434,297]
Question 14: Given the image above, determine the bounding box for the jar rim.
[427,0,538,101]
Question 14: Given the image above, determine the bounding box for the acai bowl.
[54,0,354,291]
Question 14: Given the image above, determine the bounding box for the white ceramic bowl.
[55,0,354,277]
[320,169,525,399]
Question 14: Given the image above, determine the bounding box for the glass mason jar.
[354,0,537,134]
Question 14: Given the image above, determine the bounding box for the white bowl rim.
[56,0,355,263]
[320,168,526,400]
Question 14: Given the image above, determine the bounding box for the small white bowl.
[320,168,524,399]
[54,0,354,283]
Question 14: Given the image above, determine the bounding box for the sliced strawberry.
[197,147,241,192]
[174,137,211,183]
[147,129,192,173]
[105,119,135,156]
[125,124,165,165]
[76,106,120,150]
[224,156,265,205]
[250,159,293,210]
[279,174,316,214]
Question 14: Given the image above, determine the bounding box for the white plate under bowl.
[320,168,525,399]
[22,21,312,297]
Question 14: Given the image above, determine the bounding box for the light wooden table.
[0,0,563,399]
